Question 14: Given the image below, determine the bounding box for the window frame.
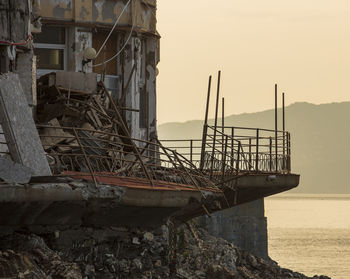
[34,27,67,76]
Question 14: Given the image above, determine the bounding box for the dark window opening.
[36,48,64,70]
[34,26,66,73]
[35,26,66,44]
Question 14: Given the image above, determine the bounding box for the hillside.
[158,102,350,194]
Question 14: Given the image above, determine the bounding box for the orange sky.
[156,0,350,124]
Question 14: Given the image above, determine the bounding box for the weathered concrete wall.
[197,198,268,259]
[112,34,158,142]
[33,0,157,34]
[146,37,159,140]
[65,27,93,73]
[0,0,30,42]
[0,0,31,74]
[124,37,141,140]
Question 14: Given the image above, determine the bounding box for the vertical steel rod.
[269,137,272,171]
[288,132,291,171]
[73,128,98,187]
[275,84,278,172]
[231,127,234,168]
[210,71,221,178]
[222,97,225,157]
[236,142,241,175]
[200,76,212,170]
[248,138,252,170]
[256,129,259,172]
[190,140,193,163]
[221,135,228,183]
[282,92,286,171]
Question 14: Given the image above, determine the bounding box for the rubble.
[0,223,331,279]
[0,233,81,279]
[34,72,216,191]
[35,72,147,177]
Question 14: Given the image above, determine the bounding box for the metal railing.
[161,125,291,181]
[37,125,217,190]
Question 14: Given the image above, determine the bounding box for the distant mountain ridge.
[158,102,350,194]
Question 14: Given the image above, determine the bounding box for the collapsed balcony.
[0,71,299,227]
[34,72,216,191]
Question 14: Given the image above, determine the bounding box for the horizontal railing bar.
[212,125,288,133]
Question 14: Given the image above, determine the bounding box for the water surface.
[265,194,350,279]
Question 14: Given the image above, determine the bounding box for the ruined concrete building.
[1,0,158,141]
[0,0,299,264]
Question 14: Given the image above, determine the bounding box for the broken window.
[34,26,66,73]
[92,32,118,76]
[93,31,120,100]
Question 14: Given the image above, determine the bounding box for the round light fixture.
[83,47,97,60]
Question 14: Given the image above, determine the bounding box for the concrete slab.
[55,72,97,93]
[0,73,51,176]
[0,177,220,228]
[14,51,36,106]
[0,158,32,184]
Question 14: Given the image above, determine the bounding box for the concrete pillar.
[197,198,268,259]
[145,37,159,141]
[67,27,92,73]
[121,35,160,143]
[14,50,36,107]
[124,37,142,141]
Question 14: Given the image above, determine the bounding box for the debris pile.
[34,72,212,189]
[0,224,331,279]
[35,72,133,175]
[0,233,81,279]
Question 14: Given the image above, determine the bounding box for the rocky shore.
[0,223,330,279]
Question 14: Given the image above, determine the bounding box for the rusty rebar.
[210,71,221,178]
[200,75,212,171]
[275,84,278,172]
[100,81,154,186]
[73,128,98,187]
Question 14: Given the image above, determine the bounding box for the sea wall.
[197,198,268,259]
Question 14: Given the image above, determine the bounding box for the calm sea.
[265,194,350,279]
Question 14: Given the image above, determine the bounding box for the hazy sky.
[156,0,350,124]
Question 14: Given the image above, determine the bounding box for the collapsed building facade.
[0,0,299,265]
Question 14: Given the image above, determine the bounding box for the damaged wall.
[0,0,35,105]
[33,0,157,34]
[34,0,160,142]
[0,0,30,42]
[197,199,269,259]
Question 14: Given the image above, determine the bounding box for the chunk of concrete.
[0,157,32,184]
[14,51,36,107]
[0,73,51,176]
[55,72,97,93]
